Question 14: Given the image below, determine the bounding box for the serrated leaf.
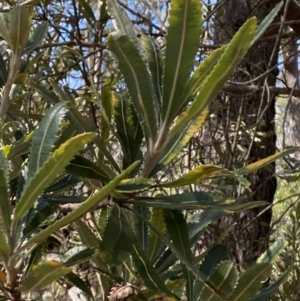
[157,165,236,188]
[230,263,272,301]
[24,21,48,53]
[108,32,158,147]
[162,0,203,126]
[31,82,121,172]
[141,35,163,113]
[27,102,67,183]
[189,211,224,245]
[107,0,140,52]
[131,242,178,300]
[64,247,97,267]
[14,133,95,224]
[163,209,194,301]
[44,174,79,193]
[200,261,238,300]
[21,161,139,251]
[251,2,283,46]
[133,209,225,300]
[18,262,71,292]
[180,46,227,113]
[66,155,111,183]
[113,92,144,168]
[147,208,166,262]
[236,147,300,175]
[167,18,257,147]
[151,109,208,176]
[9,5,31,53]
[0,150,10,260]
[117,178,154,192]
[100,204,135,264]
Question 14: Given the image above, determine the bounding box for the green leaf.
[236,147,300,175]
[31,82,121,172]
[24,21,48,53]
[99,84,112,147]
[0,52,8,87]
[180,46,227,113]
[163,210,194,301]
[21,161,139,251]
[141,35,163,114]
[162,0,203,126]
[131,242,178,300]
[133,209,225,300]
[256,241,284,264]
[108,32,158,147]
[64,247,98,267]
[189,211,224,245]
[18,262,71,292]
[200,261,238,300]
[78,0,96,25]
[0,13,10,45]
[9,5,31,53]
[147,208,166,262]
[251,1,283,46]
[27,102,67,183]
[151,109,208,176]
[100,204,135,264]
[14,133,95,224]
[230,263,272,301]
[76,219,110,299]
[113,92,143,168]
[157,165,236,188]
[0,150,10,261]
[167,18,257,143]
[133,205,150,251]
[66,155,111,183]
[64,272,94,300]
[193,245,228,301]
[117,178,154,193]
[251,268,291,301]
[107,0,140,52]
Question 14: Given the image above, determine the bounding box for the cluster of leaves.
[0,0,293,300]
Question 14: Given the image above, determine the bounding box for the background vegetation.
[0,0,299,300]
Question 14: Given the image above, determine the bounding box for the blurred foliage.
[0,0,295,301]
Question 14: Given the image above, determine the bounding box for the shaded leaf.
[251,2,283,46]
[0,150,10,261]
[21,161,139,251]
[18,262,71,292]
[230,263,272,301]
[200,261,238,299]
[24,21,48,53]
[108,32,158,146]
[66,155,111,183]
[163,209,194,301]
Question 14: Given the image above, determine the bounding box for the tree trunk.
[199,0,279,267]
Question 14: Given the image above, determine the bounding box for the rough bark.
[199,0,279,267]
[281,27,300,157]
